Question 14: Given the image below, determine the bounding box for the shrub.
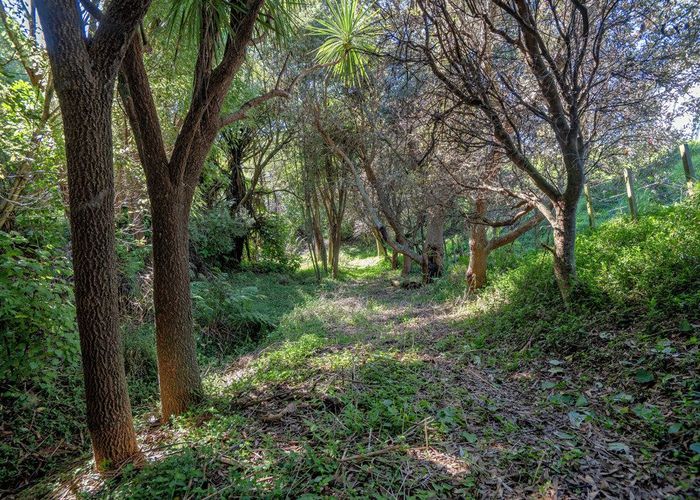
[253,213,300,272]
[461,196,700,354]
[192,274,274,355]
[0,231,78,390]
[190,204,253,267]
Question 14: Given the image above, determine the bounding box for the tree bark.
[64,84,140,469]
[422,205,445,282]
[35,0,150,470]
[330,221,342,278]
[467,197,544,291]
[552,202,578,303]
[311,189,327,273]
[467,199,489,290]
[150,189,203,417]
[401,250,412,276]
[228,153,248,268]
[118,0,267,420]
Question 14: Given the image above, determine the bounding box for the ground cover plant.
[1,0,699,497]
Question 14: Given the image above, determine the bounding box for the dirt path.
[214,276,680,498]
[45,272,689,499]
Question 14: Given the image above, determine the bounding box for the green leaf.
[690,443,700,455]
[608,442,630,454]
[461,432,478,444]
[568,411,586,428]
[310,0,380,85]
[667,423,682,434]
[612,392,634,403]
[633,369,655,384]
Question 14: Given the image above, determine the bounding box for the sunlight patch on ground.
[343,255,383,270]
[408,446,472,477]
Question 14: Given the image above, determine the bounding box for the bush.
[192,274,274,355]
[0,231,78,390]
[577,198,700,317]
[190,204,253,267]
[254,213,300,272]
[462,196,700,354]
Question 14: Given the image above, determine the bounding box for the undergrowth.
[8,199,700,497]
[436,196,700,473]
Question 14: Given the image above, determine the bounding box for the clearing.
[39,253,696,499]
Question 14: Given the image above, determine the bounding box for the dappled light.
[1,0,699,497]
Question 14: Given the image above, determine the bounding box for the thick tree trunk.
[36,0,150,469]
[151,191,203,419]
[467,225,489,291]
[422,206,445,282]
[60,88,139,468]
[552,202,578,302]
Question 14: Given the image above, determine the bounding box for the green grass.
[436,196,700,476]
[14,198,700,498]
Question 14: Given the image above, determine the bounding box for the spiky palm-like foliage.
[310,0,379,85]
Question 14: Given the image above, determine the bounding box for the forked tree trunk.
[466,196,544,291]
[422,206,445,282]
[117,0,265,421]
[35,0,148,470]
[150,189,203,418]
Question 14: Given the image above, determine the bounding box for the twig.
[340,444,405,463]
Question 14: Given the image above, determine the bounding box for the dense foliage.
[0,0,698,495]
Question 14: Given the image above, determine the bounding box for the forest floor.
[31,249,697,499]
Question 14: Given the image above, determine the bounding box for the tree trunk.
[151,191,203,419]
[58,87,139,468]
[328,220,342,278]
[311,190,327,273]
[467,198,489,290]
[422,206,445,282]
[373,227,387,258]
[552,202,577,303]
[225,130,251,268]
[35,0,150,469]
[391,248,399,269]
[401,252,412,276]
[467,225,489,291]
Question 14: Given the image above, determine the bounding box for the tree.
[116,0,290,419]
[34,0,150,469]
[407,0,697,301]
[0,0,56,231]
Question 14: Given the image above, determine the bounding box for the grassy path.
[43,259,694,498]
